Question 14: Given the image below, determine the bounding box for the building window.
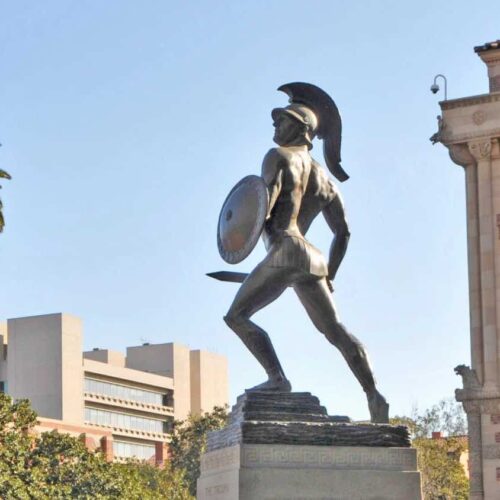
[84,377,166,406]
[0,381,5,393]
[84,407,167,433]
[113,440,156,461]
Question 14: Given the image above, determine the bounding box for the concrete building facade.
[436,40,500,499]
[0,313,228,464]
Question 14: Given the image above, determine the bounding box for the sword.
[207,271,334,292]
[207,271,249,284]
[207,271,298,289]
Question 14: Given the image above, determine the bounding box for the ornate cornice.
[474,40,500,53]
[440,128,500,146]
[440,92,500,110]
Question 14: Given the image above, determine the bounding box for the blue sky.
[1,1,499,420]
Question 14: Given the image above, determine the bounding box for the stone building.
[436,39,500,499]
[0,312,228,464]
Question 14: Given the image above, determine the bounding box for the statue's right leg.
[294,278,389,423]
[224,262,294,391]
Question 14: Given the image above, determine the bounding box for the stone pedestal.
[197,392,421,499]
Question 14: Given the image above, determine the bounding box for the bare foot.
[247,377,292,392]
[368,390,389,423]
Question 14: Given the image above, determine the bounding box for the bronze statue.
[210,83,389,423]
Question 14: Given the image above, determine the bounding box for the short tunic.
[263,229,328,278]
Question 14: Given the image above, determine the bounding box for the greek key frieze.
[241,445,415,470]
[201,446,240,471]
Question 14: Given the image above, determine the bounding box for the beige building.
[0,313,228,464]
[435,40,500,499]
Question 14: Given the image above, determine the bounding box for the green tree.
[111,462,193,500]
[391,398,469,500]
[0,393,192,499]
[0,168,11,233]
[169,406,228,496]
[415,436,469,500]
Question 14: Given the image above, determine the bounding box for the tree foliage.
[391,398,469,500]
[413,398,467,439]
[392,398,467,439]
[169,406,228,496]
[0,393,192,499]
[414,435,469,500]
[112,462,192,500]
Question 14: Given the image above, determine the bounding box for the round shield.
[217,175,269,264]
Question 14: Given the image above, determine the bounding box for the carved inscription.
[205,484,229,496]
[492,414,500,424]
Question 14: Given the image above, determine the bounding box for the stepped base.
[206,391,411,451]
[199,392,420,499]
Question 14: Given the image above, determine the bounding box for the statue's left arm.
[323,186,350,281]
[261,148,286,219]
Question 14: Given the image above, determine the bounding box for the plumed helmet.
[271,103,318,148]
[275,82,348,182]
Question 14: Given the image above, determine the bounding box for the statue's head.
[271,103,318,149]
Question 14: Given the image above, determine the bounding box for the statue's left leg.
[293,278,389,423]
[224,262,298,391]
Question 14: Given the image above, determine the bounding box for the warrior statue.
[210,83,389,423]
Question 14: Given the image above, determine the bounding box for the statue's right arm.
[261,148,286,219]
[322,184,351,281]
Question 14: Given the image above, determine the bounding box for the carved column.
[448,143,486,499]
[449,144,484,381]
[469,139,496,390]
[464,400,484,499]
[489,139,500,388]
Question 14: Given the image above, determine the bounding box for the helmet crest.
[277,82,348,182]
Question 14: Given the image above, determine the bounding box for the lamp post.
[430,74,448,100]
